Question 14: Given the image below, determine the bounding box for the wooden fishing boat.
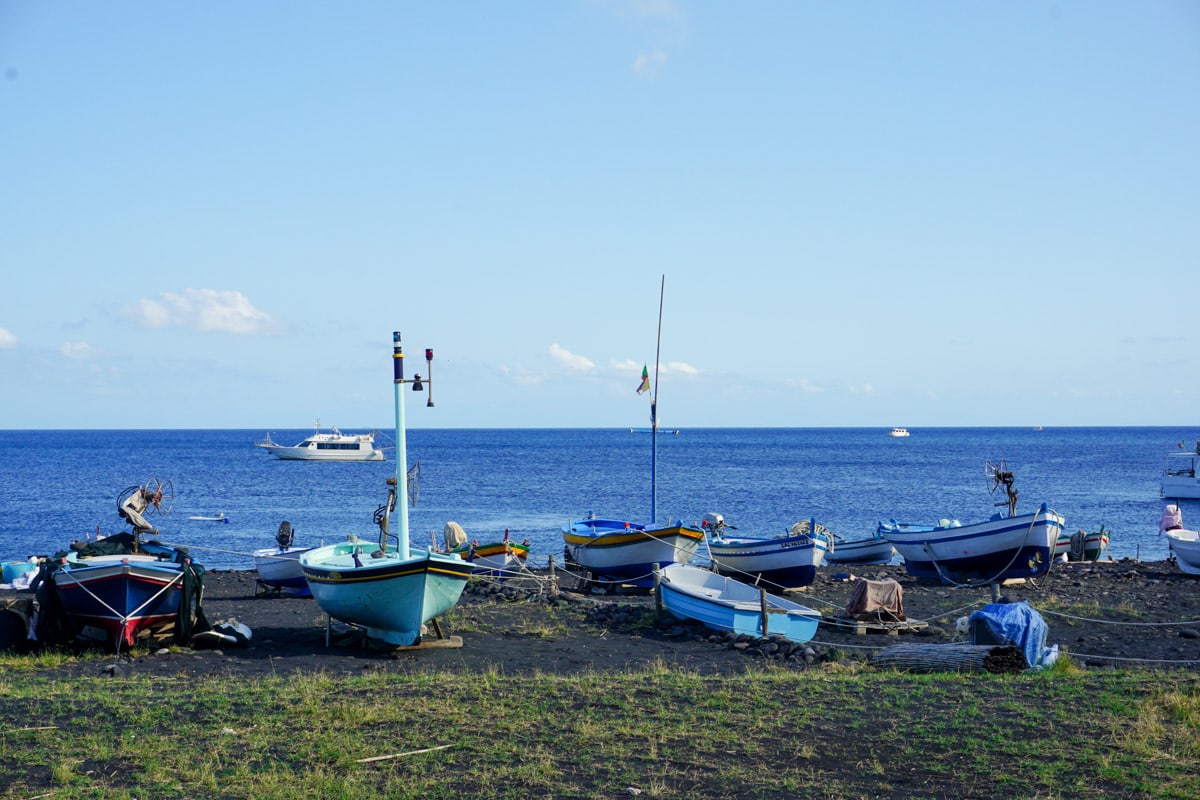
[562,277,703,588]
[824,528,897,565]
[701,514,826,590]
[656,563,820,644]
[880,461,1064,585]
[1052,526,1110,562]
[444,525,531,576]
[300,334,471,647]
[43,479,205,652]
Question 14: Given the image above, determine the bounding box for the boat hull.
[300,542,473,646]
[453,541,530,576]
[658,564,820,644]
[1162,446,1200,499]
[51,555,194,649]
[880,505,1064,584]
[1052,529,1110,562]
[562,519,704,588]
[824,536,897,565]
[1165,529,1200,575]
[707,533,826,590]
[256,444,384,462]
[253,546,314,596]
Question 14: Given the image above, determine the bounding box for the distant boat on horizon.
[889,427,910,438]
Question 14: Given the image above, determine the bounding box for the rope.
[1039,608,1200,627]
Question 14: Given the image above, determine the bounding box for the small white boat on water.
[1159,503,1200,575]
[253,521,313,597]
[1161,440,1200,499]
[889,427,910,438]
[880,461,1064,585]
[256,421,385,462]
[656,563,821,644]
[188,512,228,523]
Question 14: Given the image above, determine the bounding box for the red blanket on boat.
[843,577,906,622]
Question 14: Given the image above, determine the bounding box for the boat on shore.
[824,528,897,565]
[441,523,531,576]
[656,563,820,644]
[563,276,703,588]
[256,421,385,462]
[1159,503,1200,575]
[38,479,205,652]
[879,461,1064,585]
[1161,440,1200,499]
[1053,526,1110,562]
[253,521,313,596]
[702,513,826,590]
[300,334,472,648]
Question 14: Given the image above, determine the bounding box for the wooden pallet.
[820,615,928,636]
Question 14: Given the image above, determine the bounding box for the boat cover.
[843,577,905,621]
[968,601,1047,668]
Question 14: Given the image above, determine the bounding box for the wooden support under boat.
[322,613,464,650]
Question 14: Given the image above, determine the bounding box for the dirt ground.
[14,556,1200,678]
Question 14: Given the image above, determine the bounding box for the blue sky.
[2,1,1197,430]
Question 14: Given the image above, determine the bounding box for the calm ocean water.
[0,427,1194,573]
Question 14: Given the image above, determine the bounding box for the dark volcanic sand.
[13,557,1200,679]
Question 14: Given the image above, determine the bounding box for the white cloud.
[787,378,825,394]
[661,359,698,376]
[848,383,876,395]
[59,341,95,359]
[549,344,596,372]
[633,49,667,75]
[0,327,15,348]
[124,289,276,334]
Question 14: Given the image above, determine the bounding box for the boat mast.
[393,332,411,560]
[651,274,664,524]
[392,331,435,560]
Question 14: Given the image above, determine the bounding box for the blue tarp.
[968,601,1048,668]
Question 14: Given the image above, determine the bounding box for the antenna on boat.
[392,332,435,559]
[651,274,665,524]
[985,459,1018,516]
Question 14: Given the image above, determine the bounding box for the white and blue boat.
[300,333,472,647]
[879,462,1064,584]
[824,529,897,565]
[656,563,820,644]
[562,276,703,588]
[253,521,313,597]
[702,514,826,591]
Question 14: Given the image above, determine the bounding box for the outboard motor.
[276,521,295,550]
[701,512,726,532]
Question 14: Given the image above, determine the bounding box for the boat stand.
[322,613,463,651]
[254,579,284,599]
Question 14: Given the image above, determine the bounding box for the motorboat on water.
[889,427,911,437]
[701,513,826,590]
[188,512,228,522]
[879,461,1064,585]
[256,420,385,462]
[656,563,821,644]
[1161,440,1200,499]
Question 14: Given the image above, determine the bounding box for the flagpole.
[651,274,664,524]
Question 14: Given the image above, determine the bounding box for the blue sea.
[0,427,1193,573]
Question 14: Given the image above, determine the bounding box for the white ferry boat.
[889,427,911,438]
[1162,440,1200,499]
[255,422,385,462]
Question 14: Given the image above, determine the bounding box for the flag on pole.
[636,365,651,394]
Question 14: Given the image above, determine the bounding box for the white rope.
[1039,608,1200,627]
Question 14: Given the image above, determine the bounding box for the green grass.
[1,659,1198,799]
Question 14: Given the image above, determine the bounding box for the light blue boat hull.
[300,541,473,646]
[658,564,820,644]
